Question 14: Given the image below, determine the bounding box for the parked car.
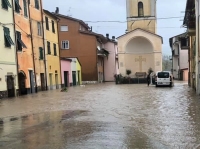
[155,71,174,87]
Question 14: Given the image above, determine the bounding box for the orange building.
[14,0,35,95]
[29,0,47,92]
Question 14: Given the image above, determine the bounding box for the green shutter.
[23,0,28,17]
[2,0,12,9]
[15,0,21,11]
[3,27,14,46]
[39,47,43,60]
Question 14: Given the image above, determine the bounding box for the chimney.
[112,36,115,41]
[55,7,59,14]
[106,34,109,39]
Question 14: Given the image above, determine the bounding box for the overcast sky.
[43,0,187,55]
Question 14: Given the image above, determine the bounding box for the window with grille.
[138,2,144,17]
[47,41,51,54]
[61,41,69,49]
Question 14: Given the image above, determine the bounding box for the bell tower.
[126,0,157,33]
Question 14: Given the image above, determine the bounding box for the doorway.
[7,75,15,97]
[18,71,27,95]
[64,71,68,87]
[49,73,53,90]
[72,71,77,86]
[40,73,46,91]
[29,70,35,93]
[55,74,59,89]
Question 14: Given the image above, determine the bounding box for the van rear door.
[157,72,171,85]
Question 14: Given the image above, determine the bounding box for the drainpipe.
[197,0,200,95]
[56,18,62,88]
[11,0,19,96]
[28,1,37,93]
[40,1,48,91]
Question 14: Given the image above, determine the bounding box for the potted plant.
[126,69,132,84]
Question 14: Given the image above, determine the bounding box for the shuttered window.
[47,41,51,54]
[39,47,44,60]
[2,0,11,10]
[34,0,39,9]
[3,27,14,48]
[23,0,28,17]
[15,0,21,13]
[16,31,27,51]
[52,20,55,33]
[45,17,49,30]
[53,43,57,56]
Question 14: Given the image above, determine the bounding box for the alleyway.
[0,82,200,149]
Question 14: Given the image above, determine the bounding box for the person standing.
[147,74,150,87]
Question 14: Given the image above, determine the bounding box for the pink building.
[104,35,119,82]
[60,58,72,87]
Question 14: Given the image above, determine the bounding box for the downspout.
[11,0,19,96]
[56,18,62,88]
[40,1,48,91]
[28,0,37,93]
[197,0,200,95]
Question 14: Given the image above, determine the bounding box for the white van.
[155,71,174,87]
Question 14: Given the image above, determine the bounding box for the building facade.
[54,10,107,83]
[60,58,72,87]
[43,10,61,90]
[29,0,46,92]
[0,0,18,98]
[14,0,35,95]
[169,33,189,81]
[117,0,162,78]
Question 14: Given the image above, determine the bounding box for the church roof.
[117,28,163,44]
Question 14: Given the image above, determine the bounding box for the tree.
[126,69,132,76]
[148,67,153,75]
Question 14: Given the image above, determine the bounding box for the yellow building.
[117,0,162,77]
[76,58,82,85]
[43,10,61,90]
[0,0,18,98]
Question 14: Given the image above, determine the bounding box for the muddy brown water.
[0,82,200,149]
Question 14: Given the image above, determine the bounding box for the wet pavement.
[0,82,200,149]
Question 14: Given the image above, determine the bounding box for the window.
[138,2,144,17]
[60,26,68,31]
[14,0,21,13]
[3,27,14,48]
[52,20,55,33]
[39,47,43,60]
[47,41,51,54]
[23,0,28,17]
[45,17,49,30]
[16,31,27,51]
[34,0,39,9]
[61,41,69,49]
[2,0,11,10]
[37,22,42,36]
[53,43,57,56]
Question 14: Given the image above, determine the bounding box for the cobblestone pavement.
[0,82,200,149]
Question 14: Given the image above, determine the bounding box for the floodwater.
[0,82,200,149]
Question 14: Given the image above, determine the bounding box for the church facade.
[117,0,163,77]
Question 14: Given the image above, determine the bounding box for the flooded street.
[1,82,200,149]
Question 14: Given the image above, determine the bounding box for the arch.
[19,70,27,79]
[125,36,154,53]
[18,70,27,95]
[138,2,144,17]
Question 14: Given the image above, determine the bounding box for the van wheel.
[156,83,158,87]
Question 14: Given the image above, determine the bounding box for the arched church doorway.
[126,36,153,53]
[18,71,27,95]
